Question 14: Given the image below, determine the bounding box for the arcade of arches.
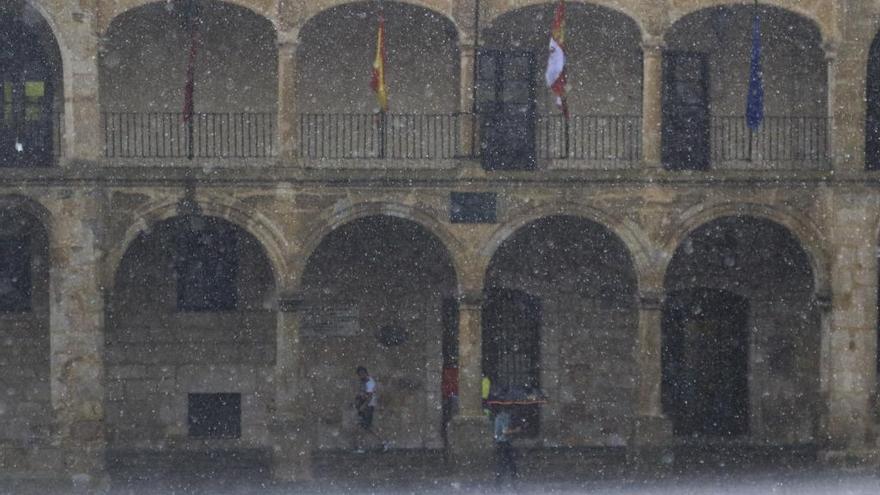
[5,0,880,487]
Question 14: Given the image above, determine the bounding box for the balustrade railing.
[103,112,276,158]
[710,115,830,169]
[299,113,462,160]
[536,114,641,163]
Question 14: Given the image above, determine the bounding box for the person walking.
[493,404,520,483]
[354,366,387,453]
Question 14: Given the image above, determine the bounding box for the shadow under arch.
[108,197,288,293]
[662,214,821,443]
[661,203,830,296]
[295,201,464,292]
[482,204,656,291]
[665,1,831,46]
[298,0,463,42]
[483,0,648,41]
[100,0,277,35]
[482,213,641,445]
[299,212,459,450]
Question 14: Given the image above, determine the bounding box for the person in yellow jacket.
[481,375,492,417]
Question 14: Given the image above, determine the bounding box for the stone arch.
[483,202,656,291]
[0,193,53,454]
[108,196,288,292]
[295,201,464,291]
[100,0,278,115]
[484,0,648,43]
[662,212,821,442]
[661,203,830,296]
[666,1,832,46]
[483,212,642,445]
[296,1,461,117]
[297,0,463,41]
[99,0,277,34]
[0,194,53,234]
[299,211,459,450]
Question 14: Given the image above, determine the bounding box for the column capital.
[278,291,305,313]
[641,37,665,55]
[823,41,838,63]
[638,289,665,310]
[277,29,301,50]
[814,290,832,312]
[457,290,484,309]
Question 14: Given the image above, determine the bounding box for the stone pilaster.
[271,290,312,481]
[459,40,477,158]
[277,30,300,164]
[49,190,107,489]
[447,290,492,470]
[826,39,865,173]
[641,39,664,168]
[64,39,102,163]
[632,289,672,450]
[821,193,876,457]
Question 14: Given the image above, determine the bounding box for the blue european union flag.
[746,10,764,130]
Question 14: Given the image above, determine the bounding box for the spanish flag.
[370,15,388,112]
[545,0,567,117]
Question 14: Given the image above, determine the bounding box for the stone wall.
[105,216,277,450]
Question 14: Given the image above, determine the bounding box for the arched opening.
[0,1,63,167]
[0,205,51,467]
[480,3,642,168]
[485,215,638,445]
[300,215,458,450]
[106,213,277,473]
[297,2,459,160]
[663,5,827,170]
[663,216,819,443]
[100,1,277,158]
[866,32,880,170]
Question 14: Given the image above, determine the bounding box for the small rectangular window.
[188,393,241,439]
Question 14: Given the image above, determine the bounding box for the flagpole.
[562,97,570,159]
[470,0,480,159]
[378,2,386,158]
[749,0,756,162]
[184,0,197,160]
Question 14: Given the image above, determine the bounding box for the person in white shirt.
[354,366,386,452]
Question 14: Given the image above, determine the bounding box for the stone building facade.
[1,0,880,487]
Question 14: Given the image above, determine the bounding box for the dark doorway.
[867,34,880,170]
[0,13,56,167]
[476,49,536,170]
[662,51,710,170]
[482,288,541,436]
[663,288,749,438]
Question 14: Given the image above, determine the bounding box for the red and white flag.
[370,15,388,112]
[545,0,568,117]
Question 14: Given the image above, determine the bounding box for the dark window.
[662,51,710,170]
[0,236,31,312]
[188,393,241,439]
[450,192,497,224]
[175,218,238,311]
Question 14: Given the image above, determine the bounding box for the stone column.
[64,40,103,163]
[641,39,664,168]
[447,290,492,468]
[821,193,877,458]
[276,31,300,164]
[632,289,672,451]
[459,40,477,158]
[49,190,107,489]
[271,290,312,480]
